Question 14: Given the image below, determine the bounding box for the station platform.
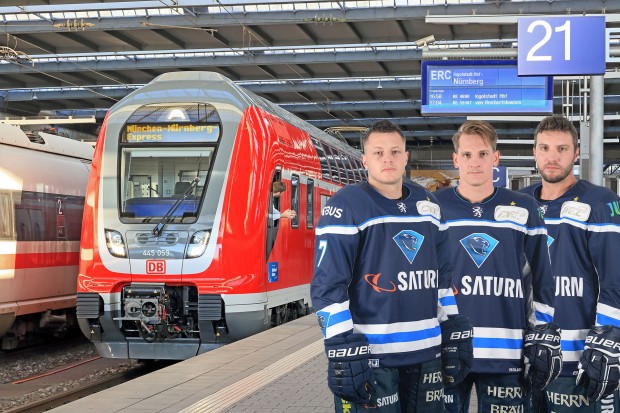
[49,316,477,412]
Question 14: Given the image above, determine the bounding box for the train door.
[266,170,281,260]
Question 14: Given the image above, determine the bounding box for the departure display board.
[123,123,220,143]
[421,60,553,115]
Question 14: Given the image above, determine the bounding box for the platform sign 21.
[518,16,606,76]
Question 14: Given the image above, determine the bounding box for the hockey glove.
[576,325,620,402]
[324,333,376,403]
[523,323,562,392]
[440,314,474,385]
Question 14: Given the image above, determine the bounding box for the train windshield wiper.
[152,177,200,237]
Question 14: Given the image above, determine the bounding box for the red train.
[0,123,92,349]
[76,71,365,360]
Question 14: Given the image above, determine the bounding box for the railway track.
[0,336,175,412]
[4,362,162,413]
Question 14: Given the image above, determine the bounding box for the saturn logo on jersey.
[364,273,397,293]
[459,233,499,268]
[393,230,425,263]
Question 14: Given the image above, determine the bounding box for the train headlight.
[105,229,127,258]
[186,230,210,258]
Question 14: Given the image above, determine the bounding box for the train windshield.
[118,103,221,223]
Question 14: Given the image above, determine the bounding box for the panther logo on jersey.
[316,310,329,335]
[460,233,499,268]
[393,230,425,264]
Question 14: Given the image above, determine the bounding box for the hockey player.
[311,120,474,413]
[521,114,620,412]
[435,120,560,412]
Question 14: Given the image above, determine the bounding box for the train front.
[77,72,260,359]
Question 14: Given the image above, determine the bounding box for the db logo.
[146,260,166,274]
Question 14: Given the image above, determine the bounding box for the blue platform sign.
[518,16,606,76]
[493,166,507,188]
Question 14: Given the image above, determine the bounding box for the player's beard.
[540,162,573,184]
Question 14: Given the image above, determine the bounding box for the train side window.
[0,192,14,240]
[349,158,359,182]
[320,194,330,211]
[324,144,340,184]
[343,154,356,183]
[337,150,349,185]
[306,179,314,229]
[312,137,331,181]
[291,174,300,229]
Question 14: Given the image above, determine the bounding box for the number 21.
[526,20,571,62]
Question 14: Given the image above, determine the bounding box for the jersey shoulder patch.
[494,205,529,225]
[416,200,440,219]
[560,201,591,221]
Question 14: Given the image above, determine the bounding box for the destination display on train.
[421,60,553,115]
[123,123,220,143]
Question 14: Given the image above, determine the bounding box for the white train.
[0,122,93,349]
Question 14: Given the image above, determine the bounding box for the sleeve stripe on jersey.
[315,215,442,236]
[438,288,457,315]
[596,303,620,328]
[317,301,353,338]
[446,219,547,236]
[439,295,457,307]
[534,301,554,324]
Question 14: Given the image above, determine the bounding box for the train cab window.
[291,174,300,229]
[306,179,314,229]
[118,103,221,223]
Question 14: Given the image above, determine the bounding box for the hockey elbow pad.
[324,333,376,403]
[523,323,562,392]
[440,314,474,385]
[577,325,620,402]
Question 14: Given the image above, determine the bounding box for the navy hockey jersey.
[311,181,457,368]
[435,187,555,374]
[521,180,620,376]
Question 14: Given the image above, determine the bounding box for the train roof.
[141,72,362,158]
[0,122,94,161]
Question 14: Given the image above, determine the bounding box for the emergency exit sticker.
[268,262,278,283]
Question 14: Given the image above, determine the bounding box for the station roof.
[2,0,620,168]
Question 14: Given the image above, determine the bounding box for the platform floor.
[49,316,477,412]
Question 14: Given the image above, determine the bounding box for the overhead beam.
[0,49,424,74]
[104,30,143,51]
[0,1,612,34]
[57,32,100,52]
